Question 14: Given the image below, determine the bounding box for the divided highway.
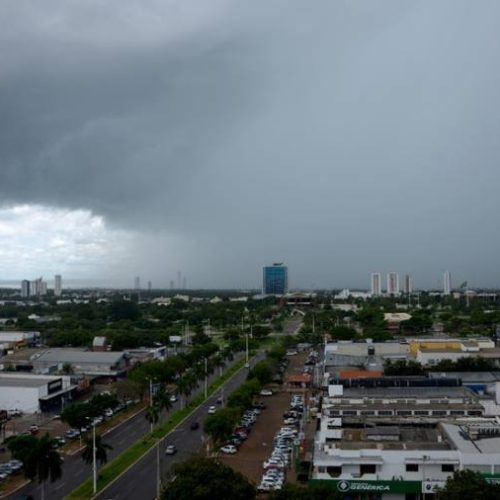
[10,352,256,500]
[95,351,265,500]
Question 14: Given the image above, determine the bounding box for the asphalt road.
[9,352,250,500]
[95,351,266,500]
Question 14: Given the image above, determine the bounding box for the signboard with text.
[310,479,421,494]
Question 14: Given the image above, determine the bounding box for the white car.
[263,458,286,469]
[169,394,177,403]
[259,389,273,396]
[220,444,237,454]
[208,406,216,414]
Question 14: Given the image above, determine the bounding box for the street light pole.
[245,332,249,368]
[204,357,208,399]
[92,423,97,494]
[156,440,161,498]
[149,378,154,433]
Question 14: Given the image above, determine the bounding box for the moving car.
[165,445,177,455]
[190,421,199,430]
[208,406,216,414]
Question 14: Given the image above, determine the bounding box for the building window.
[378,410,393,416]
[442,464,455,473]
[432,411,447,416]
[343,410,357,416]
[360,464,376,475]
[361,410,375,416]
[397,410,412,416]
[450,410,464,416]
[326,466,342,478]
[406,464,419,472]
[414,410,429,416]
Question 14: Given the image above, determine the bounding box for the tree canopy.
[161,457,255,500]
[436,470,500,500]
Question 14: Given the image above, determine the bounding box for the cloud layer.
[1,1,500,288]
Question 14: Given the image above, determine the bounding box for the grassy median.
[67,356,248,499]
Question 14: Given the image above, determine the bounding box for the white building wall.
[0,386,41,413]
[416,350,471,365]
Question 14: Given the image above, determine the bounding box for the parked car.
[259,389,273,396]
[220,444,237,454]
[169,394,178,403]
[28,425,39,435]
[208,406,216,414]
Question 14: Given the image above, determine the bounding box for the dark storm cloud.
[1,0,500,288]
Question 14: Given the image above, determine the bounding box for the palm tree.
[145,387,173,429]
[177,373,196,409]
[9,433,63,500]
[145,404,160,427]
[81,433,112,466]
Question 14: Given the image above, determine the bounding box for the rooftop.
[0,373,63,388]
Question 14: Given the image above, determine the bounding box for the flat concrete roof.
[341,386,473,398]
[32,349,125,364]
[0,375,60,388]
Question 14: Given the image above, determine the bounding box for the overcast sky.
[1,0,500,290]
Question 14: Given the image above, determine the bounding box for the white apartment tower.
[403,274,412,294]
[54,275,62,297]
[370,273,382,296]
[134,276,140,290]
[21,280,30,298]
[386,272,399,295]
[443,271,452,295]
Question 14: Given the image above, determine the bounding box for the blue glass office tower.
[263,263,288,295]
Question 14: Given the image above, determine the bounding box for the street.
[9,351,258,500]
[95,351,265,500]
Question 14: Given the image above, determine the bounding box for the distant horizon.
[0,279,498,293]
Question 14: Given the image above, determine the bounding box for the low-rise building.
[0,373,75,413]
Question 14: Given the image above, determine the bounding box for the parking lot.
[220,352,310,487]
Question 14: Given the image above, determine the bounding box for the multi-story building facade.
[311,341,500,499]
[21,280,30,298]
[386,272,399,296]
[54,274,62,296]
[371,273,382,296]
[263,263,288,295]
[443,271,451,295]
[403,274,412,294]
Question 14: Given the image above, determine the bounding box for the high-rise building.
[147,280,152,292]
[54,274,62,297]
[21,280,30,298]
[134,276,140,290]
[169,280,174,290]
[443,271,451,295]
[403,274,412,294]
[386,272,399,296]
[177,271,182,289]
[182,276,187,289]
[370,273,382,296]
[30,277,47,296]
[263,263,288,295]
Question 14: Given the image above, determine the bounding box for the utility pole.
[92,423,97,494]
[149,378,154,433]
[204,357,208,399]
[156,440,161,498]
[245,332,249,368]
